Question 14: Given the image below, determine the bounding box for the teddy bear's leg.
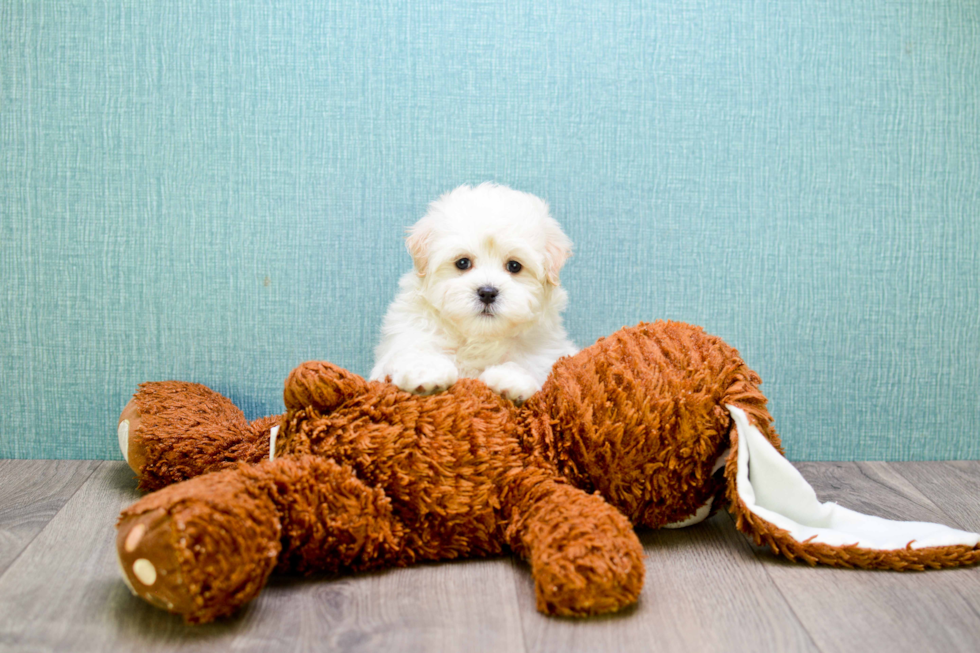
[116,460,282,623]
[117,381,279,491]
[505,474,645,617]
[117,455,406,623]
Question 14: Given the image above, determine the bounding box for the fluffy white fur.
[370,183,577,402]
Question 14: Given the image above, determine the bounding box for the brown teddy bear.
[115,321,980,624]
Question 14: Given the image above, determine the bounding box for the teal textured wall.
[2,1,978,460]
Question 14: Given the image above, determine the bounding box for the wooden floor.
[0,460,978,652]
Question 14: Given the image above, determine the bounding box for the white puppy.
[370,183,577,402]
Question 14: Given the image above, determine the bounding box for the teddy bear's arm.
[284,360,373,413]
[119,381,279,491]
[119,360,372,492]
[117,455,408,623]
[505,473,646,616]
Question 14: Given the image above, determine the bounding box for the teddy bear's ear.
[284,362,370,413]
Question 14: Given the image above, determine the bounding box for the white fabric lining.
[663,497,714,529]
[269,425,279,462]
[728,405,979,550]
[118,419,130,463]
[662,447,730,529]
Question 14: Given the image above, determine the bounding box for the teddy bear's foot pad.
[117,398,148,476]
[117,508,195,615]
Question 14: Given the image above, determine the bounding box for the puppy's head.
[405,183,572,337]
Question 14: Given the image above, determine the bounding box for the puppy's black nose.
[477,285,499,305]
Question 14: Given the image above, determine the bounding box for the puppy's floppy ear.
[543,217,573,286]
[405,218,434,277]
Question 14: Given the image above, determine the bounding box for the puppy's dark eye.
[506,260,522,274]
[455,258,472,271]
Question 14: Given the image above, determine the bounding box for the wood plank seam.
[888,462,980,627]
[503,557,533,653]
[737,462,980,653]
[720,511,826,653]
[891,462,975,530]
[0,460,103,584]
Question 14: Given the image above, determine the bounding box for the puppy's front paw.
[479,363,541,403]
[388,355,459,395]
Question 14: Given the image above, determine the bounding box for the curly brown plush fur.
[115,320,978,624]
